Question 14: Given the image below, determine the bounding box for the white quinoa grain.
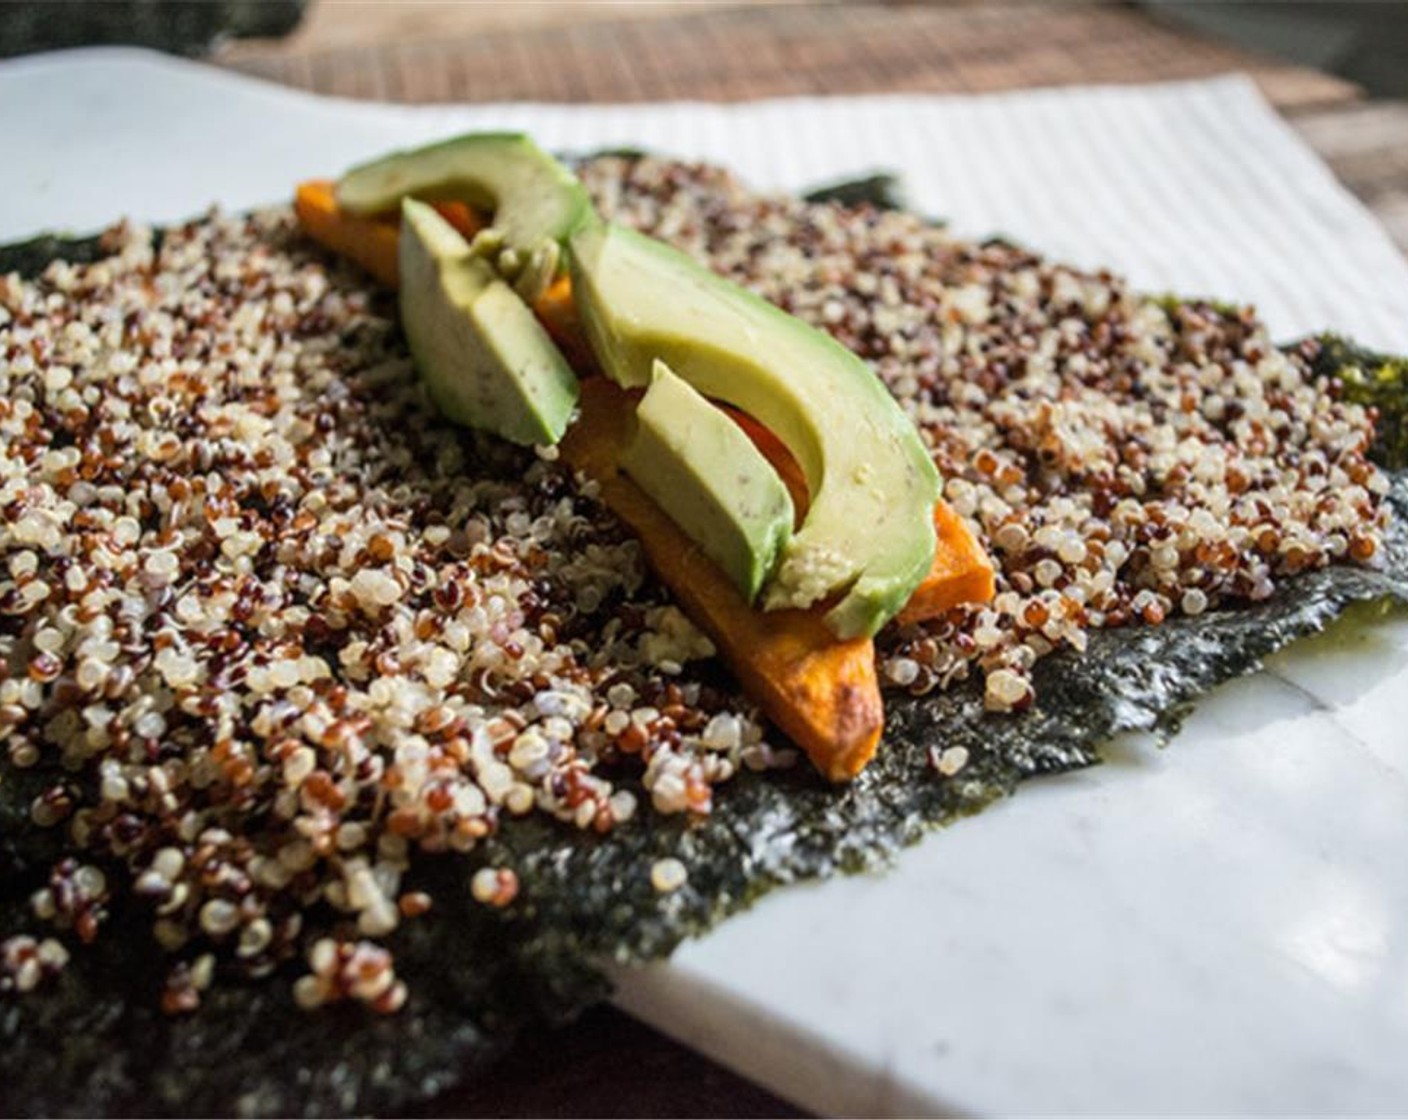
[198,899,240,937]
[292,974,325,1011]
[985,669,1030,712]
[936,746,970,777]
[650,857,688,894]
[470,867,518,907]
[885,658,921,687]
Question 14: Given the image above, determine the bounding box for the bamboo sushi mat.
[220,2,1356,110]
[218,2,1408,255]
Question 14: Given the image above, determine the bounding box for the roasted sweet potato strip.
[294,180,483,288]
[896,501,997,624]
[562,379,884,780]
[296,180,401,286]
[534,275,599,374]
[432,201,485,241]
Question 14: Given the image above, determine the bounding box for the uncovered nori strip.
[3,228,1407,1117]
[0,232,110,275]
[801,172,909,213]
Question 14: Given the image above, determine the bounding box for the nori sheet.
[3,224,1407,1118]
[801,173,908,213]
[0,233,112,275]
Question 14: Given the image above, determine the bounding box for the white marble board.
[4,49,1408,1117]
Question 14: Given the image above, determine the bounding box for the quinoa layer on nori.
[2,159,1406,1116]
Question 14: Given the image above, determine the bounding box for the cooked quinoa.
[0,156,1389,1010]
[579,157,1389,710]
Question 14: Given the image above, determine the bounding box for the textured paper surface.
[4,49,1407,350]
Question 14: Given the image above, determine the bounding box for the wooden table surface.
[215,3,1408,1115]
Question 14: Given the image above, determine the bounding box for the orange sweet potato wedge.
[562,379,884,781]
[533,275,599,375]
[294,180,484,288]
[896,500,997,625]
[296,180,401,287]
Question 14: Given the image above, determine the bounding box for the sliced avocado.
[338,132,594,301]
[400,199,578,446]
[568,222,939,638]
[620,360,794,603]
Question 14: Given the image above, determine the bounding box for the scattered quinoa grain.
[650,857,688,894]
[470,867,519,908]
[936,746,971,777]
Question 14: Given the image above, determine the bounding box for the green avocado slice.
[338,132,595,301]
[340,133,936,633]
[568,221,940,638]
[399,199,579,446]
[620,359,794,603]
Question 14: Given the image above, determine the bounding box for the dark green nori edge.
[573,146,653,163]
[573,163,912,216]
[1306,333,1408,470]
[0,233,111,276]
[801,173,908,213]
[3,233,1408,1117]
